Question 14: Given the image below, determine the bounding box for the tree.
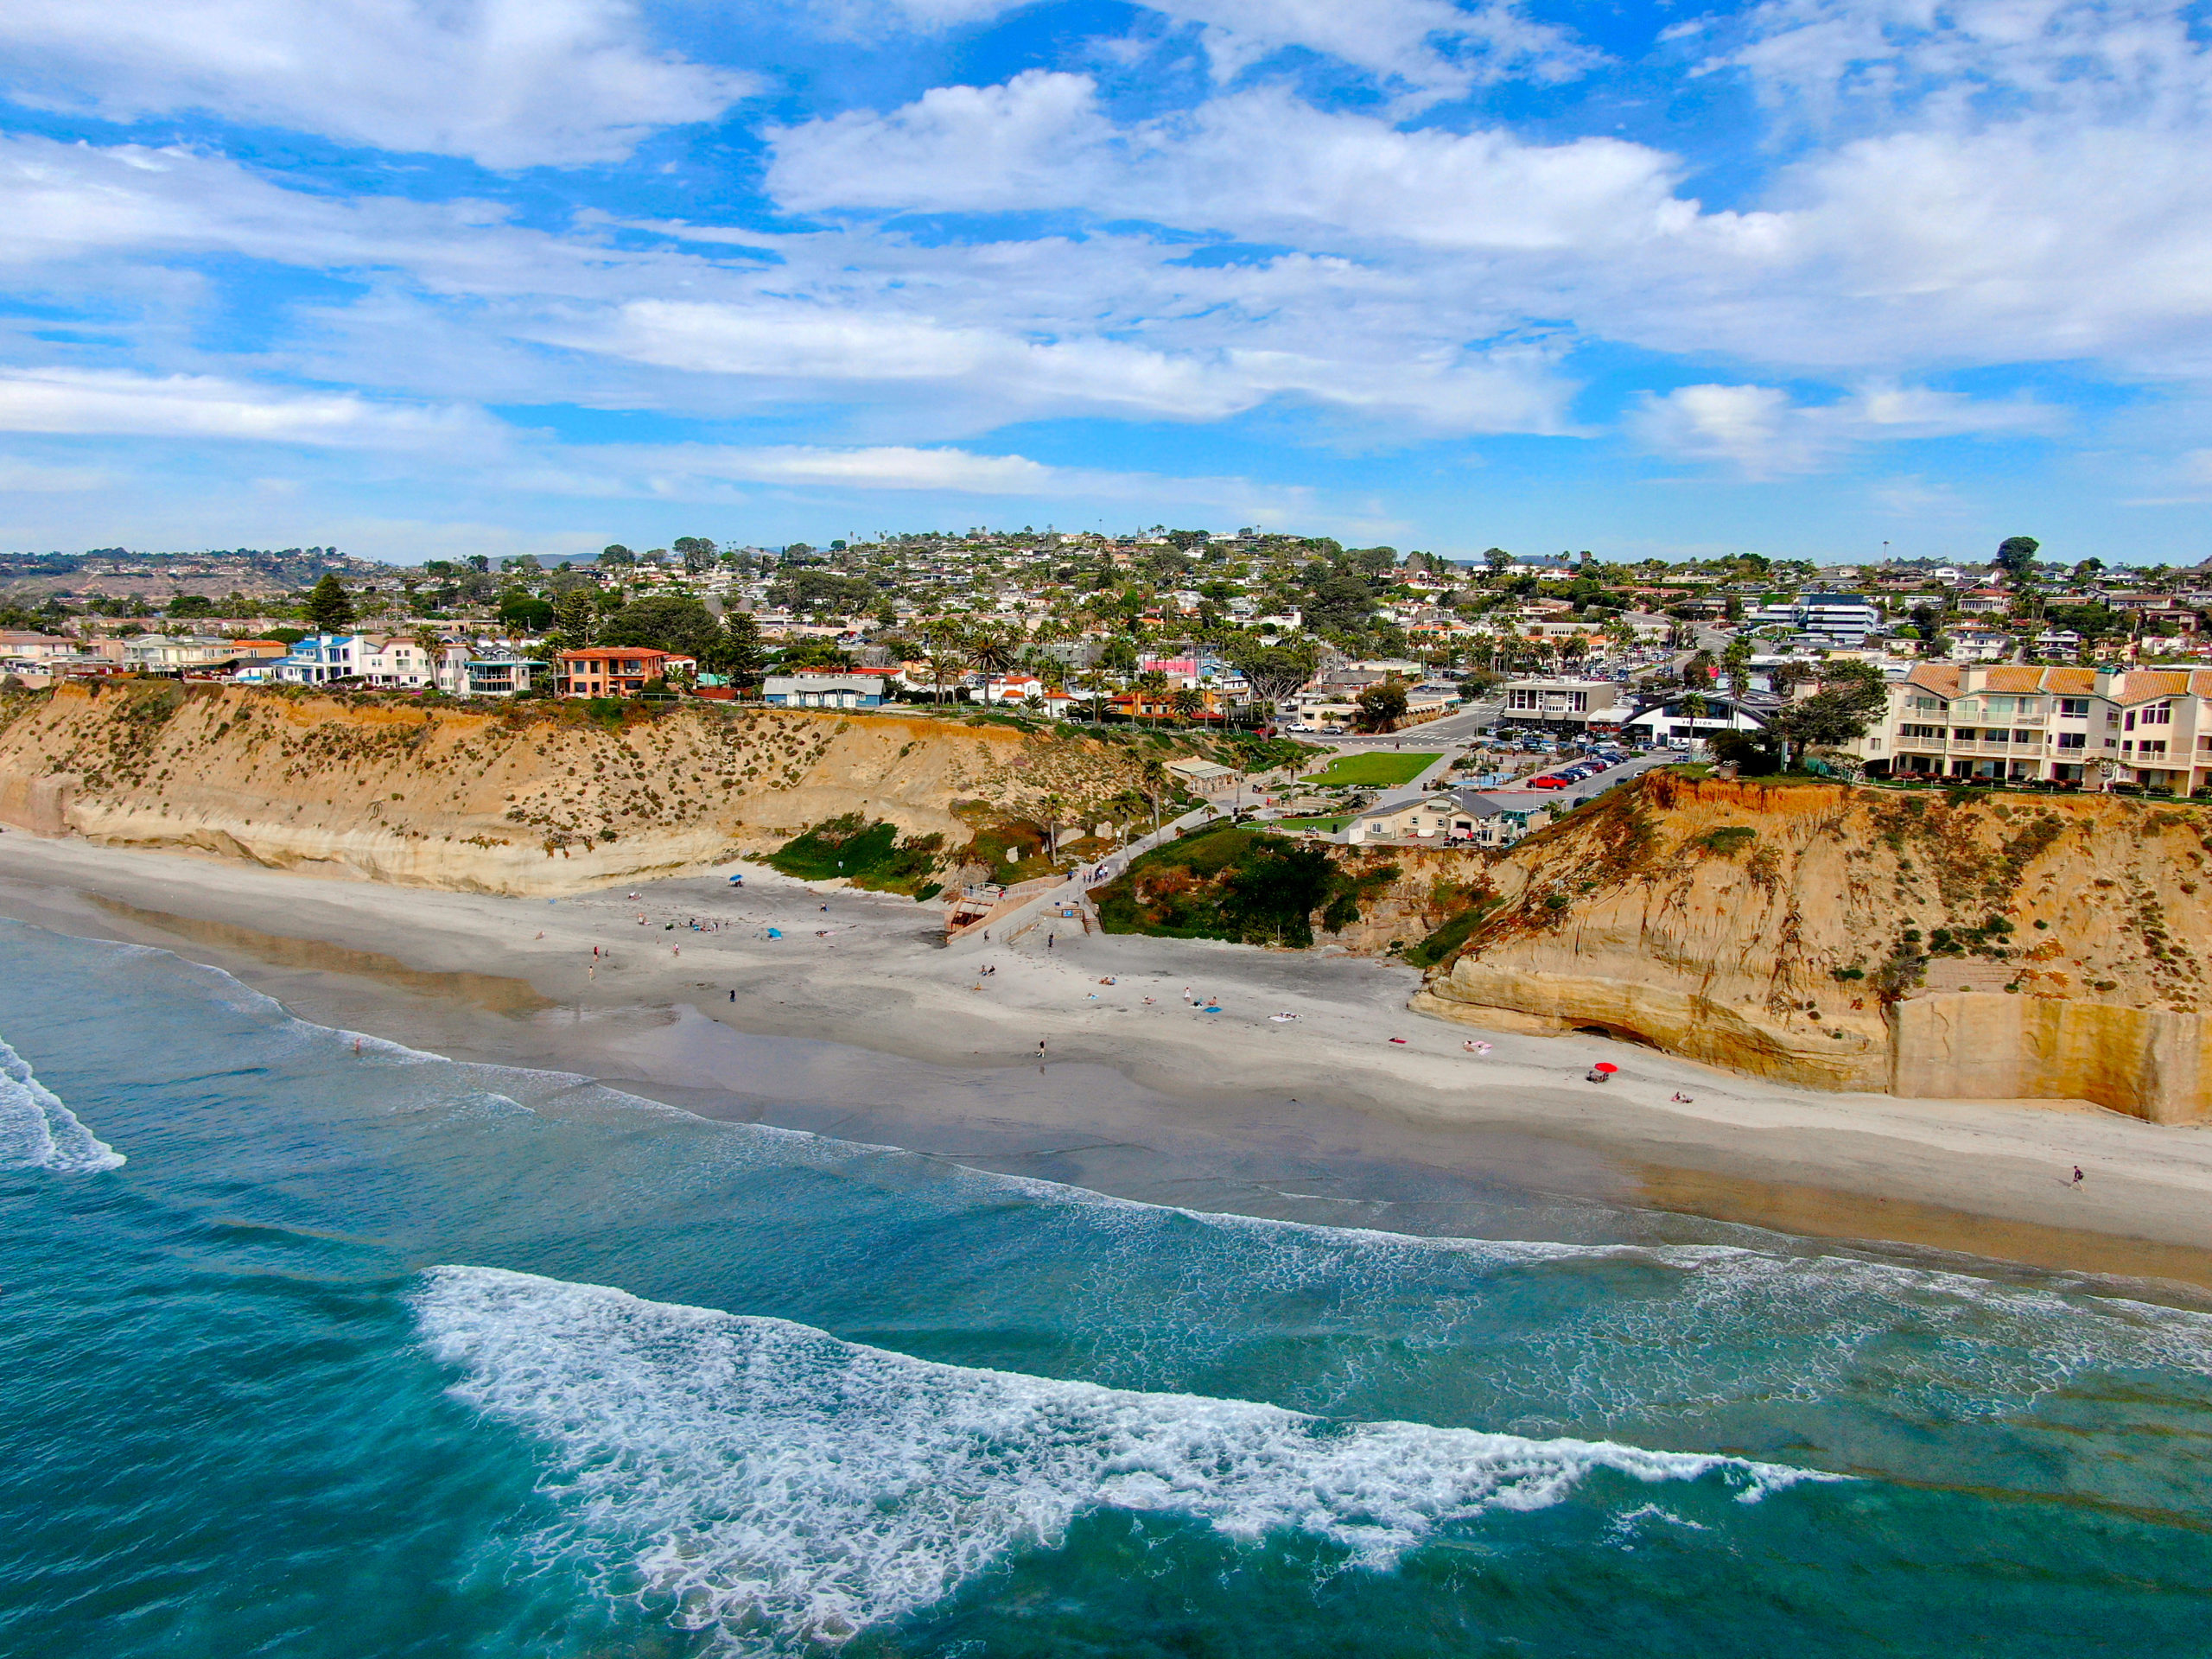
[1483,546,1513,579]
[413,626,446,688]
[1721,634,1754,697]
[1225,639,1318,721]
[304,575,356,633]
[598,544,636,568]
[1353,678,1409,733]
[166,594,214,619]
[498,592,554,632]
[1169,685,1205,725]
[672,536,717,574]
[1995,536,2041,588]
[550,589,595,652]
[926,647,966,705]
[1306,572,1378,634]
[1134,669,1171,725]
[596,596,724,659]
[712,611,766,693]
[1766,660,1888,769]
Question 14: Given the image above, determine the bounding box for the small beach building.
[760,673,889,709]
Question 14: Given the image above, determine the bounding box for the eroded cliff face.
[1414,772,2212,1122]
[0,683,1159,896]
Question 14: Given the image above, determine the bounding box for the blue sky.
[1,0,2209,566]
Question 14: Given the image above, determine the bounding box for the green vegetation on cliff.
[768,814,945,898]
[1096,822,1395,946]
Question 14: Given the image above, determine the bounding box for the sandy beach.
[5,830,2212,1291]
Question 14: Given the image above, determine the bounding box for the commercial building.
[1496,677,1626,736]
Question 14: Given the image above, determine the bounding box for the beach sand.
[4,830,2211,1291]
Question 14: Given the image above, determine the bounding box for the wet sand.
[4,831,2212,1294]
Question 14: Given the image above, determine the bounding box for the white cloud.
[874,0,1595,99]
[637,443,1065,493]
[1629,381,2062,475]
[0,0,753,167]
[0,367,505,450]
[770,78,1714,254]
[571,296,1577,433]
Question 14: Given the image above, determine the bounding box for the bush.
[1694,825,1757,856]
[767,814,944,894]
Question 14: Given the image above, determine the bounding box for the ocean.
[3,917,2210,1657]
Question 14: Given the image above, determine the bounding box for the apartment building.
[1857,664,2212,793]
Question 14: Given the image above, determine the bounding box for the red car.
[1528,773,1573,789]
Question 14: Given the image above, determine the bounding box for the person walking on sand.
[2073,1165,2084,1186]
[1037,1039,1047,1060]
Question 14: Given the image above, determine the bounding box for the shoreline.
[6,832,2212,1294]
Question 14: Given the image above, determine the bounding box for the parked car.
[1528,773,1573,789]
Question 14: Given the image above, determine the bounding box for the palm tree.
[926,647,967,706]
[1170,685,1204,726]
[1135,670,1171,728]
[413,625,445,691]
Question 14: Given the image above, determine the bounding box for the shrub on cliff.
[1095,823,1345,946]
[769,814,944,897]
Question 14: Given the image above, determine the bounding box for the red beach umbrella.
[1592,1062,1619,1074]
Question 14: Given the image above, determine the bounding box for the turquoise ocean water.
[3,917,2211,1657]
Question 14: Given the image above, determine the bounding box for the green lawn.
[1273,814,1356,833]
[1297,752,1440,788]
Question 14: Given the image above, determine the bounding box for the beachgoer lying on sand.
[1672,1092,1694,1103]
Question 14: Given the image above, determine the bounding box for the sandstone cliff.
[0,683,1163,896]
[1414,772,2212,1123]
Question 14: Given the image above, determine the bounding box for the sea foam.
[0,1033,122,1172]
[416,1264,1827,1653]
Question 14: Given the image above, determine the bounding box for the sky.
[0,0,2209,567]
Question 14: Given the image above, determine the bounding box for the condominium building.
[1855,664,2212,794]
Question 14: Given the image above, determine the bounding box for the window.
[2013,730,2040,745]
[2060,697,2089,716]
[2058,732,2086,750]
[2143,701,2173,725]
[2141,740,2168,756]
[1900,723,1942,740]
[1953,728,1978,741]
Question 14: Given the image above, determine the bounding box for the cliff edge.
[0,683,1161,896]
[1414,771,2212,1123]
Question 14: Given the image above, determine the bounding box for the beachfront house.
[252,632,363,685]
[556,647,696,697]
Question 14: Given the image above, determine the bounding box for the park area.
[1298,751,1440,788]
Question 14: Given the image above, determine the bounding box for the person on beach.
[2073,1165,2084,1186]
[1037,1039,1047,1060]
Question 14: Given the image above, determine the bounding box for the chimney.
[1957,664,1987,693]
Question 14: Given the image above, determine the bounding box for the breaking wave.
[416,1264,1829,1652]
[0,1033,122,1172]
